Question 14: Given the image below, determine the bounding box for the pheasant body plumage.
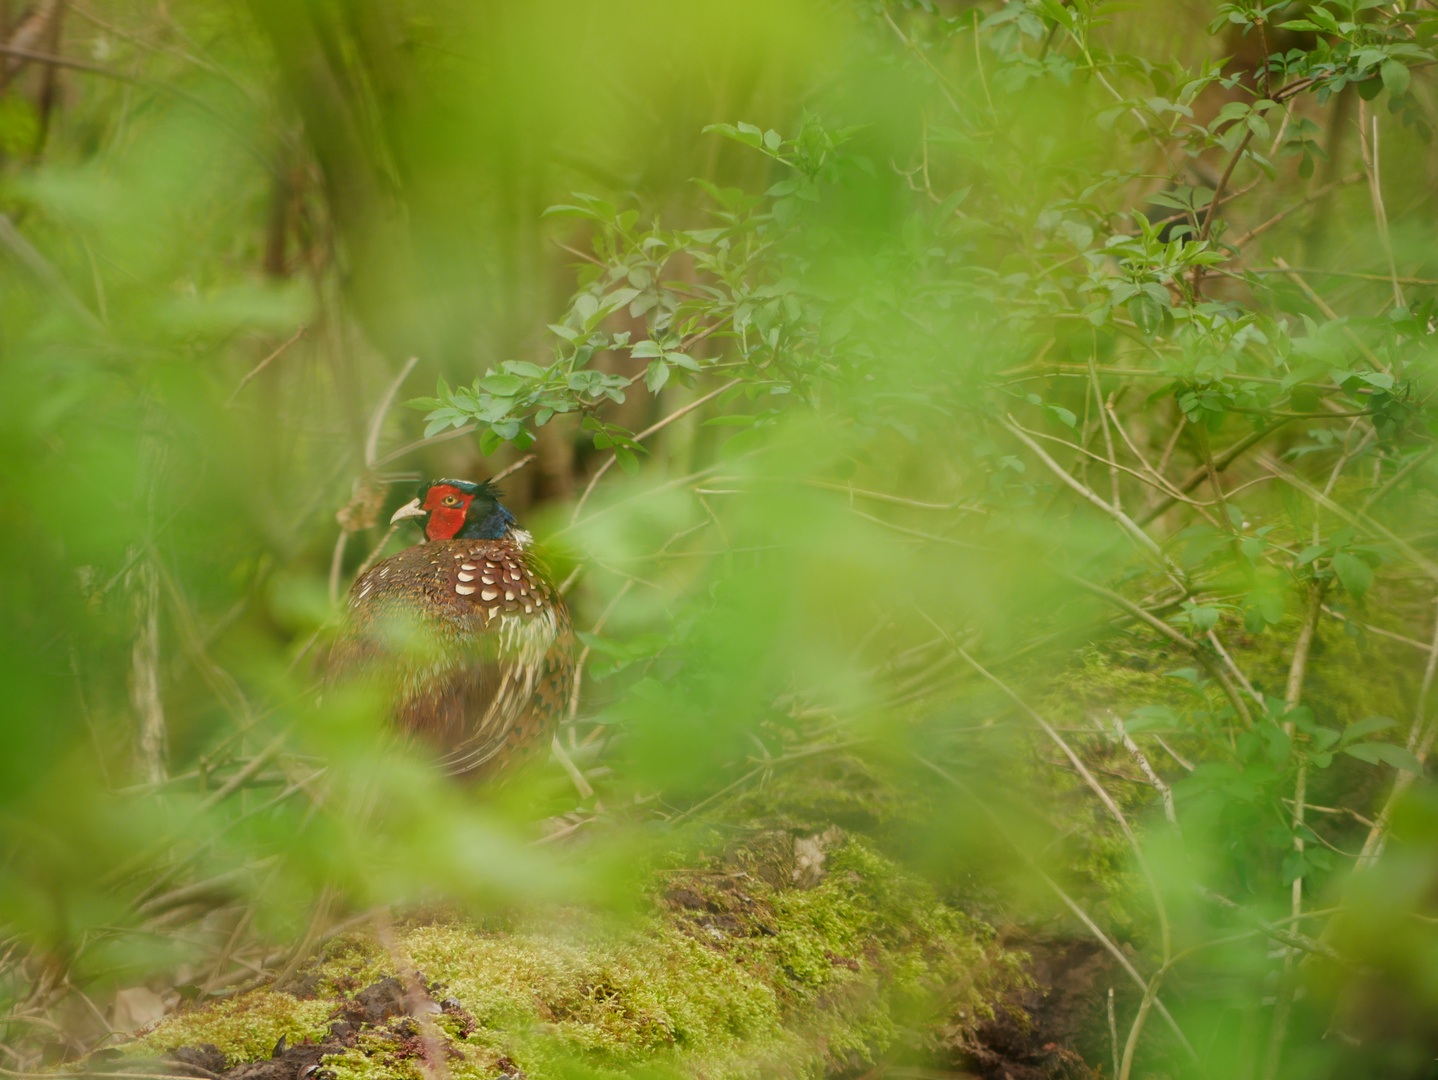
[328,479,573,780]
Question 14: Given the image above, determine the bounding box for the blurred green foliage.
[3,0,1438,1077]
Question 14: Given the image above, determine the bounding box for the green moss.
[126,992,337,1066]
[121,838,1024,1080]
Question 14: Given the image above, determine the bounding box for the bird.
[327,478,573,781]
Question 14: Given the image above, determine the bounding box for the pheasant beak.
[390,498,426,524]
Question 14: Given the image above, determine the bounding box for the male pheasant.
[328,478,573,780]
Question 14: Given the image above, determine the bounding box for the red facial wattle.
[422,485,474,541]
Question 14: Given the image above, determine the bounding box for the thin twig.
[1261,457,1438,584]
[550,738,594,800]
[880,7,964,116]
[224,325,307,406]
[1119,967,1164,1080]
[1141,421,1288,526]
[365,357,420,468]
[568,581,632,720]
[803,479,972,511]
[196,730,289,814]
[921,617,1173,963]
[1357,103,1404,311]
[1089,354,1121,510]
[1354,596,1438,870]
[1226,172,1362,251]
[1104,402,1213,514]
[327,529,348,608]
[1001,416,1176,576]
[1014,418,1202,506]
[1194,424,1235,534]
[1107,711,1178,829]
[1264,582,1324,1079]
[1273,257,1385,370]
[1193,127,1255,294]
[1208,629,1262,703]
[373,424,478,468]
[0,213,104,330]
[490,453,538,485]
[570,378,743,523]
[1062,571,1255,728]
[1248,267,1438,287]
[1108,988,1120,1080]
[1360,447,1434,514]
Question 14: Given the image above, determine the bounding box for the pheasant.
[328,478,573,781]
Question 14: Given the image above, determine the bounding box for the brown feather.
[327,536,573,781]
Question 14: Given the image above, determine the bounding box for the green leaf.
[1381,59,1410,97]
[480,374,524,396]
[1261,723,1292,766]
[542,203,606,221]
[574,294,600,325]
[1281,850,1307,884]
[704,121,763,149]
[1045,404,1078,428]
[1244,605,1268,634]
[1305,6,1341,33]
[604,287,641,312]
[1356,370,1395,391]
[478,428,504,456]
[1340,716,1398,744]
[1332,551,1374,599]
[1343,742,1425,774]
[1188,604,1221,633]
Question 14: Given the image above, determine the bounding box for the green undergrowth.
[121,835,1026,1080]
[1014,611,1422,927]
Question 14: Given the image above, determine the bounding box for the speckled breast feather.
[328,536,573,780]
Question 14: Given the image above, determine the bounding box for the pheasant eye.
[442,495,460,507]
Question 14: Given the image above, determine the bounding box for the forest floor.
[95,824,1121,1080]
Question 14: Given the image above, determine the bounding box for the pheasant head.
[390,478,519,542]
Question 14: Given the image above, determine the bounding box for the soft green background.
[2,1,1438,1076]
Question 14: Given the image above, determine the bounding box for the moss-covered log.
[112,835,1027,1080]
